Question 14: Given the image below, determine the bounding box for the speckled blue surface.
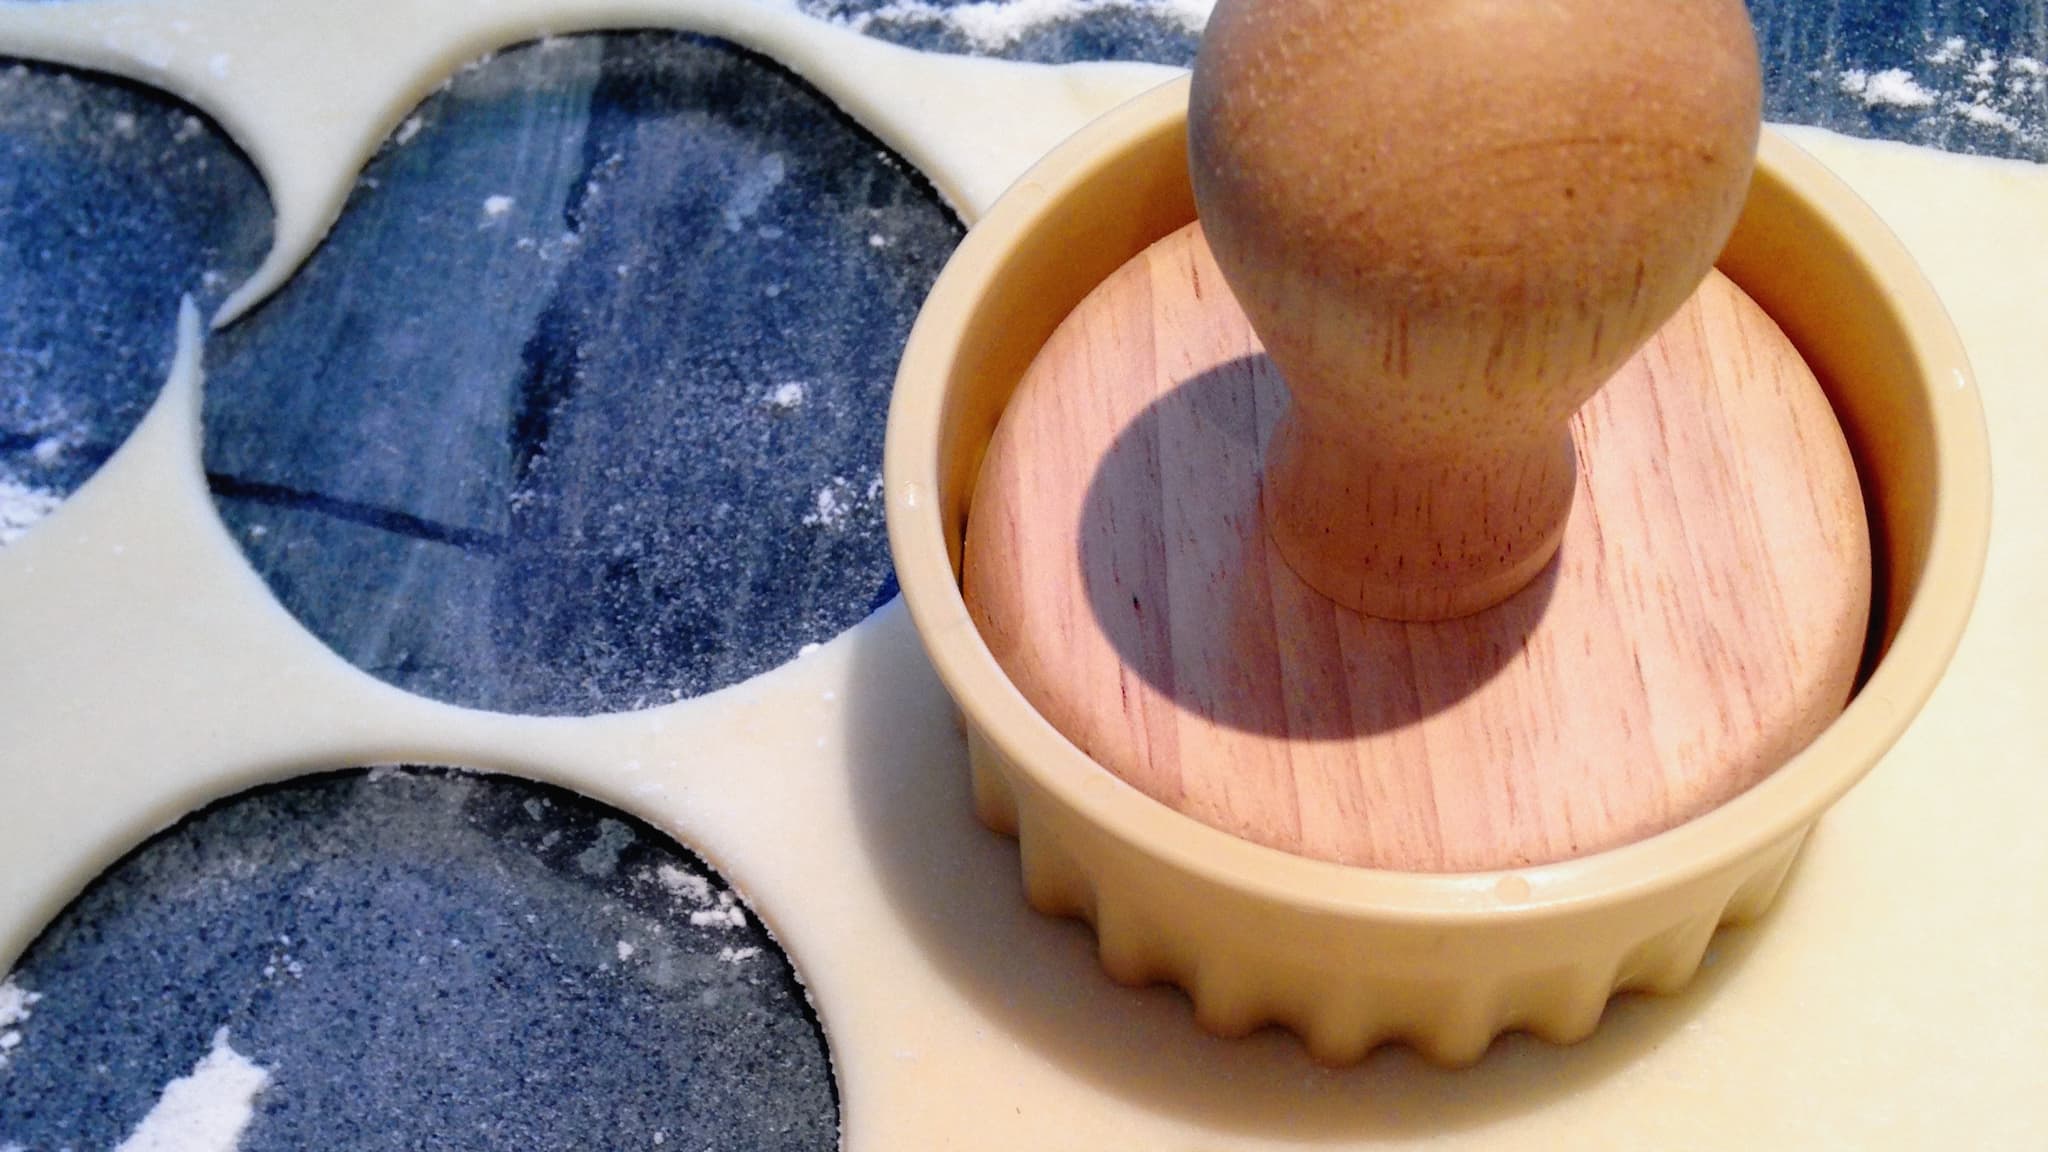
[1,770,834,1150]
[1,1,2044,1147]
[0,62,265,503]
[202,32,956,716]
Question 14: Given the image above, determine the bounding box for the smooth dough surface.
[0,1,2043,1146]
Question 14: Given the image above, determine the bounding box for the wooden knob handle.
[1188,0,1763,620]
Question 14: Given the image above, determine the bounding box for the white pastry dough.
[0,1,2042,1145]
[0,0,1177,323]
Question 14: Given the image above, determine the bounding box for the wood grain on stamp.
[963,223,1871,870]
[1188,0,1770,623]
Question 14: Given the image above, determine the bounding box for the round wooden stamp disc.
[963,222,1871,872]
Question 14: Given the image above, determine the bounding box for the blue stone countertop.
[1,1,2043,1148]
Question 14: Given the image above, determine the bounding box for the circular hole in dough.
[0,767,836,1149]
[200,31,963,716]
[0,61,269,545]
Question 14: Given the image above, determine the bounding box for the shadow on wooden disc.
[1077,358,1558,742]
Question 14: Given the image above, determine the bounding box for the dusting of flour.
[650,863,750,930]
[0,478,61,545]
[847,0,1211,49]
[1825,37,2047,147]
[762,381,808,411]
[801,473,883,531]
[0,977,42,1067]
[1840,67,1938,108]
[112,1028,270,1152]
[802,482,852,530]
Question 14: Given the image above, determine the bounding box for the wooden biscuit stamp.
[967,0,1868,873]
[887,0,1988,1065]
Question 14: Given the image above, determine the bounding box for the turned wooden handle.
[1188,0,1763,621]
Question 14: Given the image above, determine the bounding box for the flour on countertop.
[802,481,843,528]
[721,152,787,232]
[803,473,883,531]
[648,864,749,930]
[1840,67,1938,108]
[0,478,61,545]
[575,818,636,877]
[260,936,306,982]
[847,0,1211,49]
[803,482,850,529]
[762,381,808,410]
[112,1028,270,1152]
[688,894,747,930]
[652,863,712,906]
[1956,101,2021,132]
[1826,39,2047,145]
[0,977,40,1068]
